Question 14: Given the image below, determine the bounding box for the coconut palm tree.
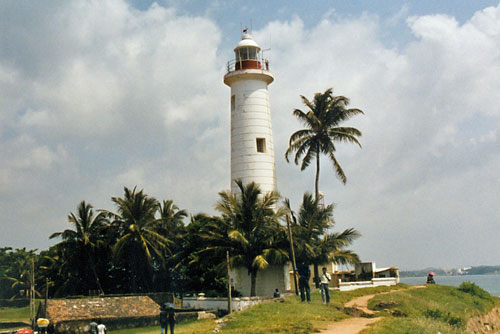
[104,187,171,292]
[198,180,288,296]
[3,248,41,299]
[157,200,188,239]
[285,88,363,200]
[286,193,360,287]
[49,201,107,294]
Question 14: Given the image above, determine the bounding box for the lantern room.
[228,30,269,72]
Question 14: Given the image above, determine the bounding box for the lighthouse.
[224,30,276,194]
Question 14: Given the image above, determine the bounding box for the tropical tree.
[49,201,107,294]
[172,214,229,295]
[286,193,360,287]
[157,200,188,240]
[285,88,363,200]
[1,248,40,299]
[104,186,172,292]
[196,180,288,296]
[154,200,188,291]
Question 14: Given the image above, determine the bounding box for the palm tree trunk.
[88,254,104,295]
[313,262,320,289]
[250,270,257,297]
[315,144,320,201]
[314,144,321,288]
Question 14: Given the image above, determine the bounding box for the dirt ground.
[320,286,426,334]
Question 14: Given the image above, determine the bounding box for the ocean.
[400,274,500,296]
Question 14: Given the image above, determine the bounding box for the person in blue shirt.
[296,263,311,302]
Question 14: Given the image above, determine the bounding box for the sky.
[1,0,500,270]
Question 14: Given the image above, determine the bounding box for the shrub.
[458,282,492,300]
[423,309,464,328]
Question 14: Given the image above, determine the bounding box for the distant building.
[333,262,400,291]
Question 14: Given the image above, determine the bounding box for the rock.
[198,311,216,320]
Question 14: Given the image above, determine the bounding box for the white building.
[223,31,288,297]
[224,30,276,194]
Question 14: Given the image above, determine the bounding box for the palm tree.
[3,248,41,299]
[285,88,363,200]
[154,200,188,291]
[104,187,171,292]
[50,201,107,294]
[157,200,188,239]
[286,193,360,287]
[198,180,288,296]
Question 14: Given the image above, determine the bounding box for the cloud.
[254,4,500,268]
[1,1,499,269]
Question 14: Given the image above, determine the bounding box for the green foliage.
[422,309,464,327]
[197,180,288,296]
[286,193,360,266]
[458,281,493,300]
[285,88,363,199]
[0,247,39,300]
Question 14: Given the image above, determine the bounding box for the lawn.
[360,283,499,334]
[7,284,491,334]
[0,305,32,322]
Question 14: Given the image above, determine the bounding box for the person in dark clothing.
[159,304,168,334]
[89,320,98,334]
[426,273,435,284]
[273,288,280,298]
[167,307,176,334]
[296,263,311,302]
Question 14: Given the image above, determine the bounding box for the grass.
[111,285,405,334]
[360,283,499,334]
[0,305,31,322]
[6,284,494,334]
[108,319,215,334]
[193,285,406,334]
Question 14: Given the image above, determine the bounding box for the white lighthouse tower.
[224,30,276,194]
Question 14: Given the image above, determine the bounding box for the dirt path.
[319,286,425,334]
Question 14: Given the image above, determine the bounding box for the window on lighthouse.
[236,48,258,61]
[256,138,266,153]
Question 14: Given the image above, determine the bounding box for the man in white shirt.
[320,267,331,304]
[97,322,106,334]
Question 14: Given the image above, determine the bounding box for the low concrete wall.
[183,295,288,312]
[54,316,158,334]
[338,277,398,291]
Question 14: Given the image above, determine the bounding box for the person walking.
[167,306,176,334]
[296,263,311,303]
[97,320,106,334]
[320,267,331,304]
[88,320,98,334]
[159,304,168,334]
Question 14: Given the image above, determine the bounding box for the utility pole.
[226,251,232,314]
[45,278,49,318]
[286,215,298,295]
[30,257,35,326]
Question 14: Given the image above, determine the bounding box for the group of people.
[296,264,332,304]
[88,320,106,334]
[88,304,176,334]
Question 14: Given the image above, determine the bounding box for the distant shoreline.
[400,265,500,278]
